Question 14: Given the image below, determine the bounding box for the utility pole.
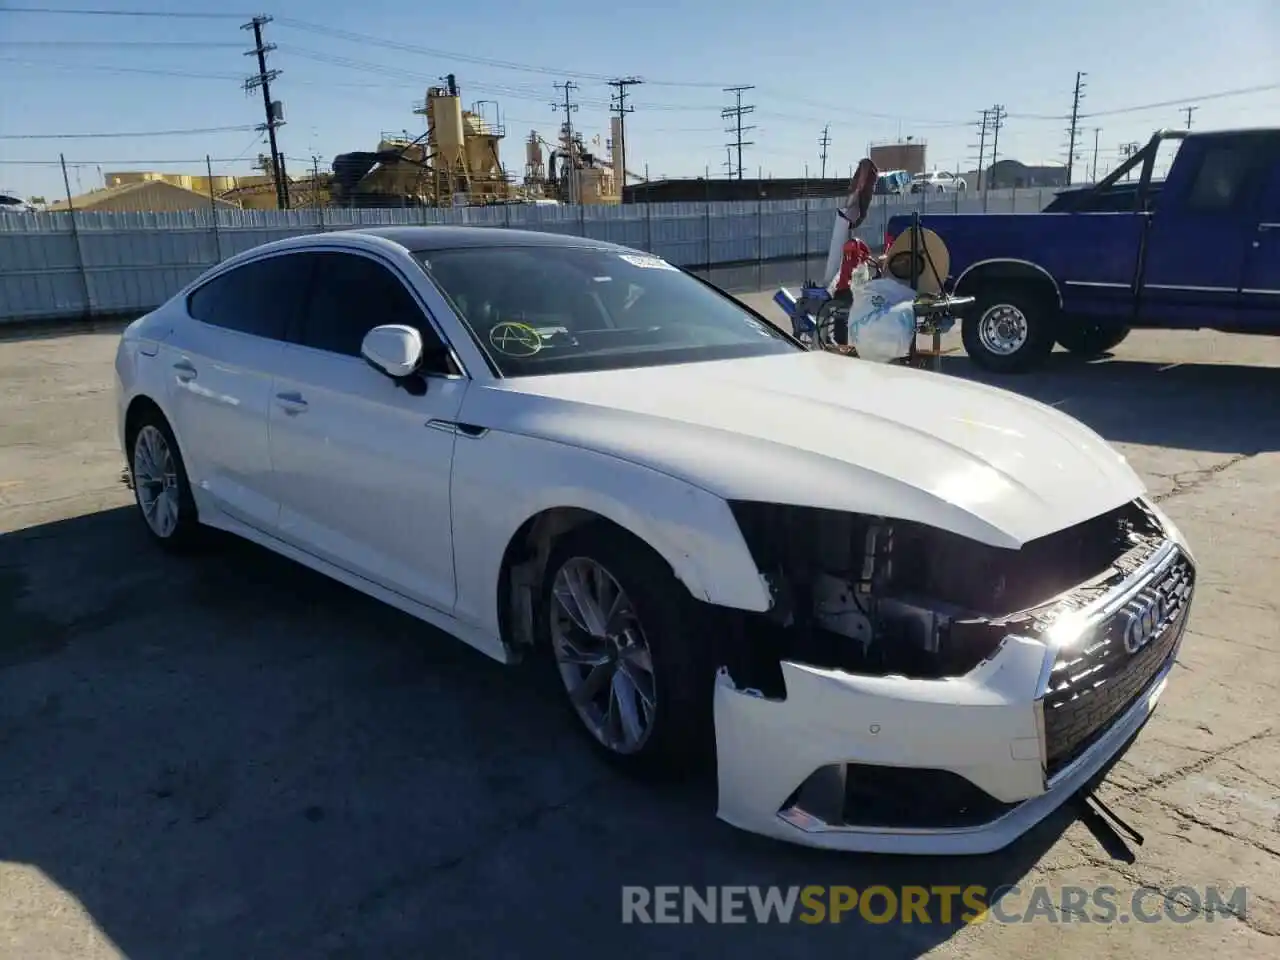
[971,109,991,192]
[608,76,641,198]
[241,15,288,210]
[721,85,755,180]
[1119,140,1141,180]
[1065,71,1087,186]
[989,104,1007,176]
[1091,127,1101,182]
[1182,105,1198,129]
[551,81,579,202]
[818,124,831,179]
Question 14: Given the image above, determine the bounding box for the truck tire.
[962,285,1056,374]
[1055,322,1130,357]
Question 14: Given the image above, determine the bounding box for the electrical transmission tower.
[1182,105,1198,129]
[242,15,288,209]
[1064,71,1087,186]
[971,109,991,191]
[818,124,831,179]
[551,81,579,202]
[608,76,641,196]
[721,86,755,180]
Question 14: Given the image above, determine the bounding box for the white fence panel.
[0,188,1054,323]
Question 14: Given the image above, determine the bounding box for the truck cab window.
[1185,144,1261,212]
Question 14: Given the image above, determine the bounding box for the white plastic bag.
[847,278,917,363]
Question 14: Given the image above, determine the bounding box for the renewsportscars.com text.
[621,884,1248,925]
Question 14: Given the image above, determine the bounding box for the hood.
[464,352,1145,549]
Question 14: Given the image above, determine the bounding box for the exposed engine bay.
[719,498,1167,694]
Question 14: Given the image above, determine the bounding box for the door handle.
[173,359,197,382]
[1258,222,1280,232]
[275,391,308,414]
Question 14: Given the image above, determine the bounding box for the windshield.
[414,244,799,376]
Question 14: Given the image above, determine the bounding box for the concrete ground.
[1,302,1277,959]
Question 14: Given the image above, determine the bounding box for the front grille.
[1041,549,1194,779]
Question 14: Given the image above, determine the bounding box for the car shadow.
[938,352,1280,456]
[0,505,1143,958]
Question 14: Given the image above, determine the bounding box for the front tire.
[962,285,1057,374]
[539,522,712,776]
[1055,322,1130,357]
[128,409,202,551]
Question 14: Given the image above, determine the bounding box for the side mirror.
[362,324,423,379]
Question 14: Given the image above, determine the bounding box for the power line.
[273,17,730,89]
[818,124,831,179]
[1065,71,1087,186]
[0,40,244,47]
[1080,82,1280,118]
[0,125,258,140]
[721,86,755,181]
[1,6,250,17]
[242,15,288,210]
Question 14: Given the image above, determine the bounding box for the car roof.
[344,225,633,254]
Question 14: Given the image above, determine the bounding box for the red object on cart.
[834,237,874,294]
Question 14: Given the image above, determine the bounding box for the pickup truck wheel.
[539,522,712,777]
[962,287,1056,374]
[1055,323,1130,357]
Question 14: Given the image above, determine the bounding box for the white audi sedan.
[115,227,1195,855]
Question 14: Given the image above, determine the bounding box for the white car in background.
[0,192,38,214]
[910,171,967,194]
[114,227,1195,855]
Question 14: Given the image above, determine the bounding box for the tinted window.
[302,252,433,357]
[186,253,310,340]
[416,245,797,377]
[1184,140,1273,212]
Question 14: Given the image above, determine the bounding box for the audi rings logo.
[1121,591,1168,655]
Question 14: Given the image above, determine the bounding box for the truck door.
[1138,134,1274,329]
[1240,152,1280,327]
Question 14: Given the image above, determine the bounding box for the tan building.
[48,178,240,213]
[868,140,928,177]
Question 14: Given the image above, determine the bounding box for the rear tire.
[1055,322,1130,357]
[127,408,202,552]
[962,285,1057,374]
[537,521,713,777]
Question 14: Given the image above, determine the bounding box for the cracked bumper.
[712,540,1192,855]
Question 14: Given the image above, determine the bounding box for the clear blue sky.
[2,0,1278,200]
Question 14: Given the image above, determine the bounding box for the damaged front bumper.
[712,539,1194,856]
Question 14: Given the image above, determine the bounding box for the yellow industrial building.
[48,178,241,213]
[53,74,625,213]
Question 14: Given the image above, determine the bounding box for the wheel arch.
[123,394,166,452]
[953,259,1063,309]
[492,489,768,658]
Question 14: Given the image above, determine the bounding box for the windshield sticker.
[593,276,613,282]
[619,253,677,271]
[488,321,543,358]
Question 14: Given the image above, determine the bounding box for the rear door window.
[186,254,312,341]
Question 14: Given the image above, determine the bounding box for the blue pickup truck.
[886,128,1280,372]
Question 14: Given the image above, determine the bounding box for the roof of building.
[47,178,239,212]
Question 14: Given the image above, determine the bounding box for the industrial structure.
[329,74,624,207]
[868,138,928,177]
